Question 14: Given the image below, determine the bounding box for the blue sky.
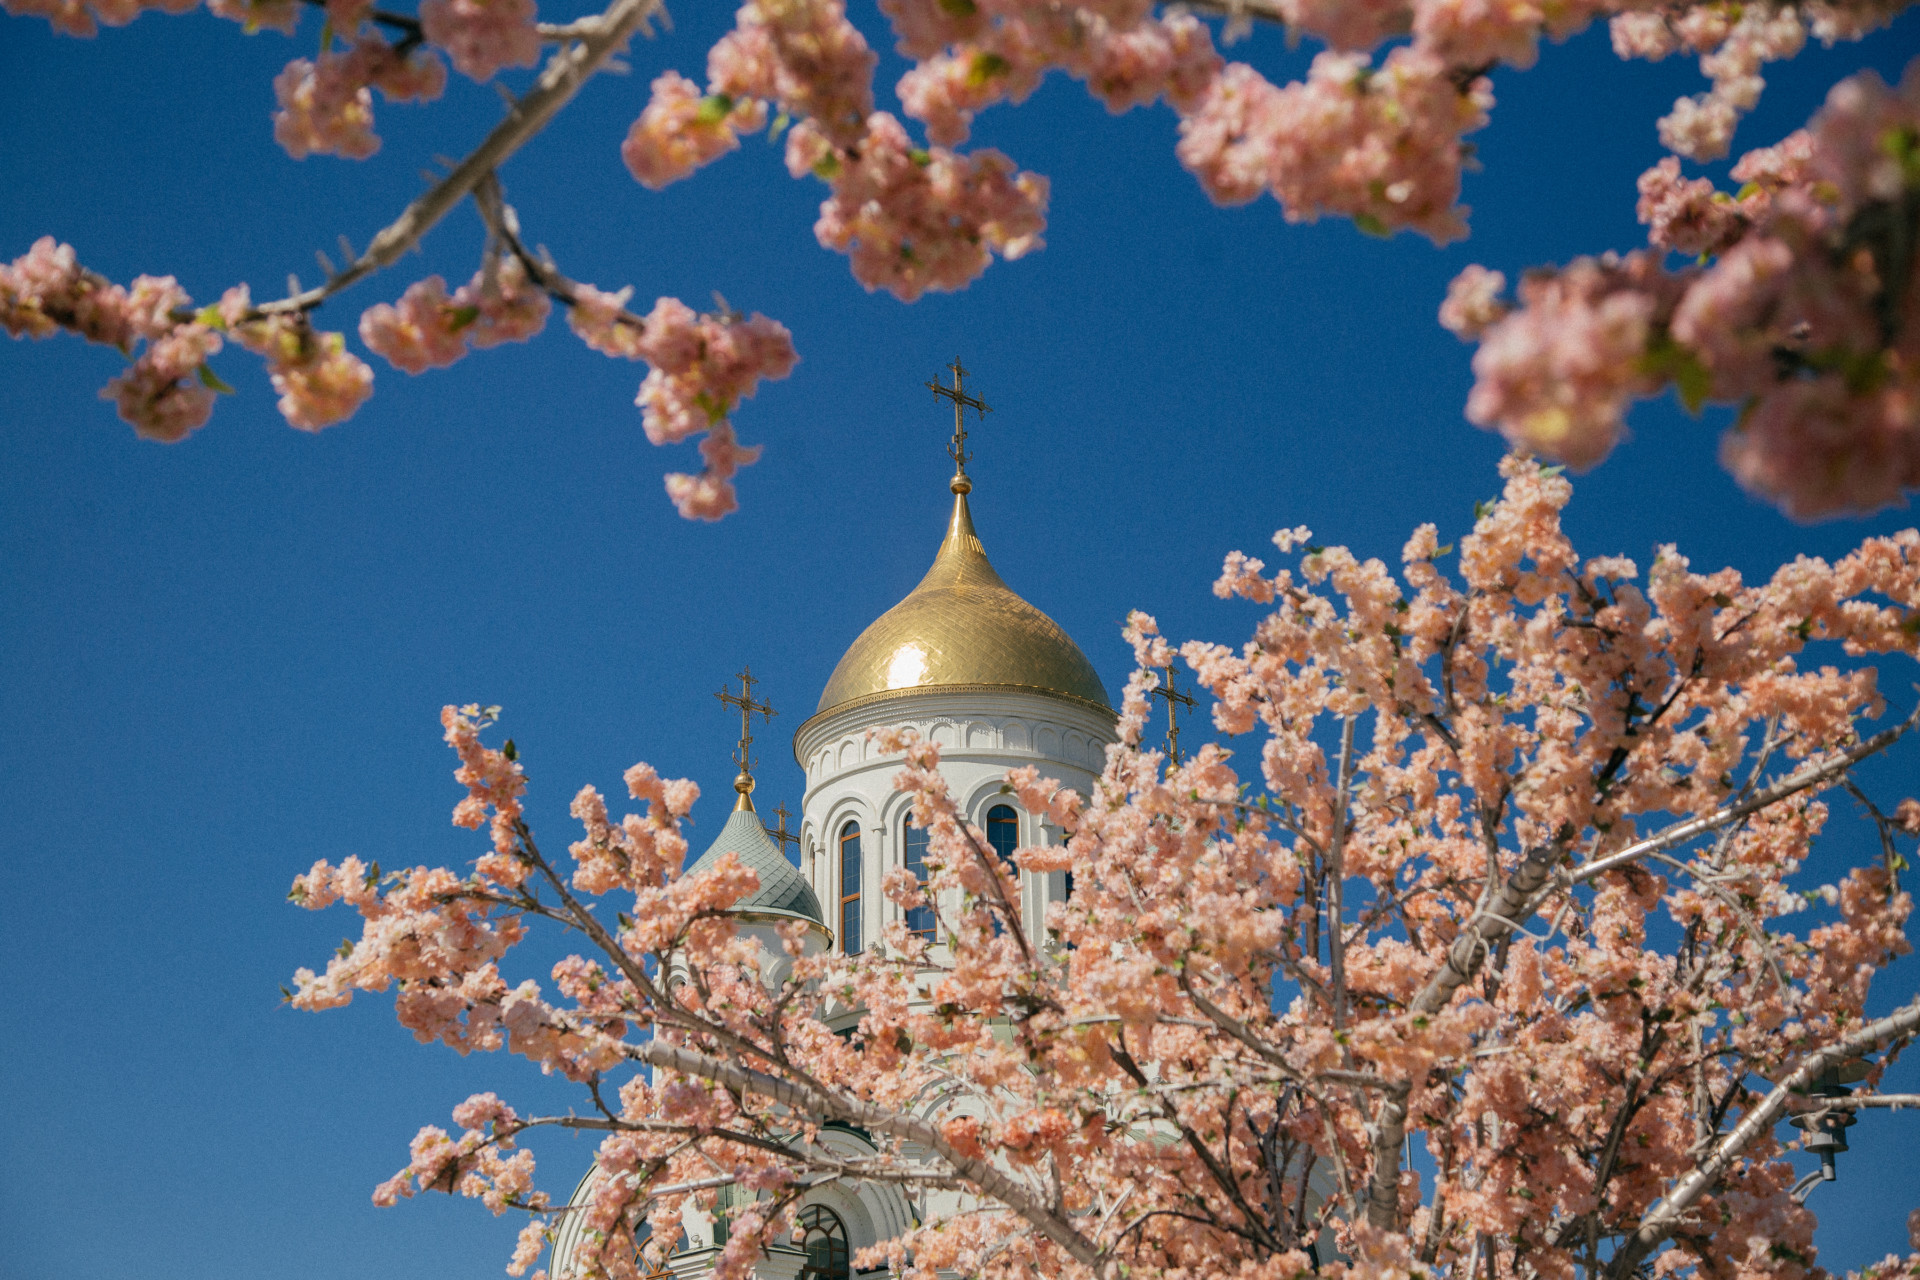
[3,5,1919,1277]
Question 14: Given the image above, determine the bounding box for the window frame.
[838,821,862,955]
[986,804,1019,869]
[900,819,936,942]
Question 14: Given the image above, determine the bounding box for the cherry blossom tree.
[4,0,1920,516]
[288,459,1920,1280]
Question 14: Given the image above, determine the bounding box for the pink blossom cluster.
[0,0,191,36]
[786,112,1049,300]
[567,763,698,896]
[418,0,540,82]
[359,255,551,374]
[610,296,796,517]
[892,7,1221,147]
[619,0,876,191]
[442,702,530,885]
[222,285,375,431]
[621,71,770,190]
[563,282,646,360]
[1656,7,1808,160]
[706,0,878,148]
[1178,48,1491,243]
[205,0,301,31]
[1456,60,1920,516]
[273,37,448,161]
[2,236,228,440]
[371,1094,547,1218]
[1609,4,1908,162]
[1458,251,1681,468]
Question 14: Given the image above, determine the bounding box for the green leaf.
[1538,463,1566,478]
[694,93,735,126]
[768,111,790,142]
[1352,212,1389,238]
[1432,542,1454,558]
[965,51,1010,88]
[908,147,931,167]
[279,984,294,1001]
[195,304,227,330]
[937,0,976,14]
[446,305,481,333]
[196,363,236,394]
[811,153,841,181]
[1878,124,1920,186]
[1640,331,1715,415]
[503,738,518,762]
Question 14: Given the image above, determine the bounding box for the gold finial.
[1148,662,1195,767]
[927,358,990,494]
[766,802,801,855]
[715,667,776,811]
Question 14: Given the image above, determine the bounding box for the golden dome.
[815,487,1111,716]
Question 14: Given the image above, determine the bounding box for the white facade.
[794,686,1116,953]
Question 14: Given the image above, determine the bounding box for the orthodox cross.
[715,667,776,807]
[927,359,991,487]
[1149,662,1195,767]
[766,802,801,855]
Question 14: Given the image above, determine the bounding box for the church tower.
[550,366,1117,1280]
[793,364,1117,955]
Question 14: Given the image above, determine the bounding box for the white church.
[550,368,1123,1280]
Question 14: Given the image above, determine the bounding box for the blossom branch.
[618,1037,1105,1268]
[250,0,660,320]
[1608,992,1920,1279]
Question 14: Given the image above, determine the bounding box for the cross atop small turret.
[715,667,776,809]
[927,359,990,492]
[766,802,801,855]
[1149,663,1196,768]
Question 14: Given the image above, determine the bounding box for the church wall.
[792,687,1117,956]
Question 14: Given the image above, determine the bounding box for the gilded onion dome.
[814,482,1110,717]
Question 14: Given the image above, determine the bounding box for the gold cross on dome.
[766,802,801,854]
[927,359,991,488]
[715,667,776,808]
[1148,662,1196,767]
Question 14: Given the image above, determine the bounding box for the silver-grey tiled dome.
[684,806,823,924]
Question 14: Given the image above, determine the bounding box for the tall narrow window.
[838,822,862,955]
[901,821,936,941]
[987,805,1019,868]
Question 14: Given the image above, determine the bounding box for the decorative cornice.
[792,681,1117,763]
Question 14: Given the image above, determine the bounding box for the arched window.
[987,805,1019,868]
[901,820,935,941]
[839,822,862,955]
[633,1223,683,1278]
[797,1206,850,1280]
